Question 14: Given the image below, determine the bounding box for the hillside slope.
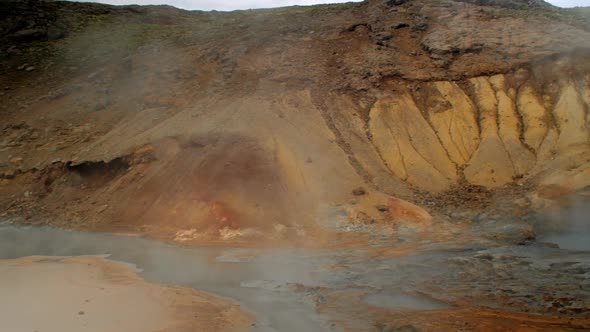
[1,0,589,244]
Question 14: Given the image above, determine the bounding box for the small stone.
[393,22,409,29]
[377,32,393,41]
[9,157,23,165]
[78,311,85,315]
[346,22,371,32]
[97,204,109,213]
[25,66,35,72]
[412,22,429,32]
[352,187,366,196]
[1,170,15,179]
[17,64,28,70]
[51,158,61,164]
[376,205,389,212]
[385,0,409,6]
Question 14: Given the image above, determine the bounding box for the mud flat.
[1,223,589,331]
[0,256,251,332]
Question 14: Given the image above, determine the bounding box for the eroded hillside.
[1,0,589,244]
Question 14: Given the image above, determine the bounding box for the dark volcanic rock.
[385,0,411,6]
[392,22,410,29]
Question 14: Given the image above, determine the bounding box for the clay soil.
[1,0,589,330]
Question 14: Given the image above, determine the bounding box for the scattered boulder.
[376,204,390,212]
[352,187,366,196]
[385,0,411,6]
[375,32,393,41]
[393,22,410,29]
[346,23,372,32]
[412,22,429,32]
[1,170,16,179]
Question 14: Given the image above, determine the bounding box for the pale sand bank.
[0,256,252,332]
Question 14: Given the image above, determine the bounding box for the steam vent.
[1,0,589,331]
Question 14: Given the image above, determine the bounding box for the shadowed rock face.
[0,0,589,241]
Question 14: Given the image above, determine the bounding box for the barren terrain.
[0,0,589,330]
[0,255,251,332]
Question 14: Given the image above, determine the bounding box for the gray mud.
[0,223,589,331]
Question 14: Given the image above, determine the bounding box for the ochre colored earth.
[1,0,589,330]
[1,0,589,243]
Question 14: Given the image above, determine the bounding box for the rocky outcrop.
[369,91,458,192]
[367,58,590,192]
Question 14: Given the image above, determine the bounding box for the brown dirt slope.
[0,0,589,242]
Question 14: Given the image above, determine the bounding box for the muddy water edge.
[0,223,589,331]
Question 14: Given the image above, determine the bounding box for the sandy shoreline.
[0,256,252,332]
